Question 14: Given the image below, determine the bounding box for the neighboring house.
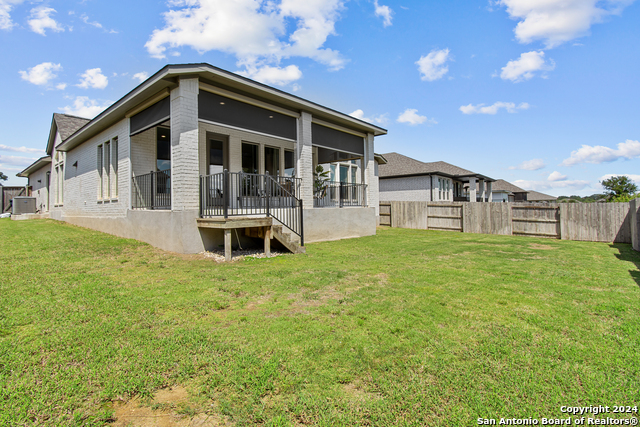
[378,152,495,202]
[18,63,387,255]
[18,114,91,214]
[526,190,557,203]
[489,179,529,203]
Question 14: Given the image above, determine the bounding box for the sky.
[1,0,639,196]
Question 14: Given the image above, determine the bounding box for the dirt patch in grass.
[343,382,382,402]
[529,243,557,250]
[112,386,230,427]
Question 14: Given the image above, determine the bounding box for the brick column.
[297,111,313,207]
[362,133,377,214]
[170,78,199,211]
[487,181,493,202]
[479,179,485,202]
[469,177,477,202]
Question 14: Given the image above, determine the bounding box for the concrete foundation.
[11,213,50,221]
[303,207,376,243]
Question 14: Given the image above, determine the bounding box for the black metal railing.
[313,182,367,208]
[132,170,171,210]
[200,171,303,244]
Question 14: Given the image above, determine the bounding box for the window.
[209,139,224,175]
[157,127,171,171]
[97,145,103,199]
[264,146,279,176]
[104,141,111,199]
[241,143,258,174]
[112,137,118,198]
[340,165,348,183]
[284,150,295,177]
[330,164,336,182]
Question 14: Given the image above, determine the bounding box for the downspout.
[430,174,433,202]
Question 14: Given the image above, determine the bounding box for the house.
[378,152,495,202]
[17,63,387,258]
[526,190,557,203]
[489,179,529,202]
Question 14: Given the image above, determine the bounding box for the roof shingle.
[378,152,490,180]
[53,113,90,141]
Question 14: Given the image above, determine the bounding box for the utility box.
[12,197,37,215]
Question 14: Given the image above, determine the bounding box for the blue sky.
[1,0,639,196]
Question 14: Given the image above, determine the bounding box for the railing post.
[299,199,304,246]
[223,169,229,219]
[340,182,344,208]
[265,171,270,217]
[199,175,203,217]
[150,171,155,210]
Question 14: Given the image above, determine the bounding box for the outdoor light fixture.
[37,180,41,183]
[72,161,78,167]
[220,102,225,105]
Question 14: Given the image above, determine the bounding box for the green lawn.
[1,219,639,426]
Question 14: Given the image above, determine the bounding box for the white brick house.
[18,63,387,257]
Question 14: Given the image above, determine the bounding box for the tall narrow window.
[112,137,118,198]
[264,146,279,176]
[157,128,171,171]
[97,144,103,199]
[241,143,258,174]
[284,150,295,177]
[104,141,111,199]
[340,165,348,183]
[351,167,357,184]
[209,139,224,175]
[60,164,64,204]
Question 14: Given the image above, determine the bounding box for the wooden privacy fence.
[1,186,28,213]
[379,200,640,246]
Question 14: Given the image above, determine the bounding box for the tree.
[314,165,330,196]
[0,171,7,181]
[600,176,638,202]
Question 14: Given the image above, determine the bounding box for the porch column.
[170,77,200,211]
[479,179,485,202]
[469,177,477,202]
[487,181,493,202]
[362,133,377,214]
[297,111,314,207]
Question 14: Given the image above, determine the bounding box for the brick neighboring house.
[17,63,387,257]
[489,179,529,202]
[378,152,495,202]
[526,190,557,203]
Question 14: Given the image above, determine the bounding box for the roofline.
[380,172,495,181]
[374,153,387,164]
[17,156,51,177]
[58,63,387,152]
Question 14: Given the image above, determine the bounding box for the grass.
[0,218,639,426]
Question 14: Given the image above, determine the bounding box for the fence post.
[631,198,640,252]
[223,169,229,219]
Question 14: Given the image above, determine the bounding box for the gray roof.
[54,113,91,141]
[526,190,557,201]
[491,179,527,194]
[378,152,492,181]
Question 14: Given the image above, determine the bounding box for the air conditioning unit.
[12,197,37,215]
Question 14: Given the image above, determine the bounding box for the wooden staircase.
[272,223,306,254]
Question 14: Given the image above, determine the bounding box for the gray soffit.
[17,156,51,178]
[378,152,494,182]
[57,63,387,152]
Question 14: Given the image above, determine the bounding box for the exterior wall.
[379,176,432,202]
[303,207,376,242]
[131,127,157,176]
[28,164,50,212]
[198,121,296,176]
[52,118,130,218]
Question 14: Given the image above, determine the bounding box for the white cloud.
[0,144,44,154]
[0,0,25,30]
[548,171,568,181]
[145,0,346,75]
[19,62,62,86]
[237,64,302,86]
[28,6,64,36]
[0,154,39,166]
[416,48,451,82]
[132,72,149,83]
[500,50,555,82]
[509,158,546,171]
[77,68,108,89]
[562,140,640,166]
[374,0,393,27]
[600,174,640,186]
[514,178,590,192]
[495,0,634,49]
[397,108,436,126]
[80,13,102,29]
[60,96,111,119]
[460,101,529,115]
[56,83,67,90]
[349,109,388,125]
